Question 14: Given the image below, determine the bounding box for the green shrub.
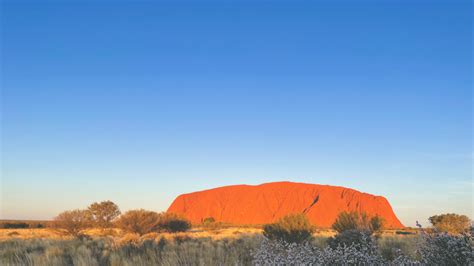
[116,209,160,235]
[332,211,385,234]
[263,214,314,243]
[428,213,471,234]
[159,213,191,233]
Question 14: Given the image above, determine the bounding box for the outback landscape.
[2,0,472,265]
[1,182,472,265]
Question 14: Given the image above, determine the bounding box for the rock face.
[167,181,404,228]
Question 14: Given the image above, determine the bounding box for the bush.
[319,235,385,265]
[201,217,224,230]
[327,229,372,250]
[202,217,215,225]
[418,231,473,265]
[255,227,474,265]
[116,209,160,235]
[201,217,216,229]
[158,213,191,233]
[88,200,121,229]
[429,213,471,234]
[53,209,91,236]
[253,232,385,265]
[332,211,384,234]
[252,238,319,265]
[369,215,385,234]
[116,211,191,234]
[263,214,314,244]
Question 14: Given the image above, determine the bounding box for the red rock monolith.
[167,181,404,228]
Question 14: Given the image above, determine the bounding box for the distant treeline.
[0,220,51,229]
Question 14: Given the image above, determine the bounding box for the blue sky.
[1,0,472,226]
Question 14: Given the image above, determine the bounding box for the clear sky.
[1,0,472,227]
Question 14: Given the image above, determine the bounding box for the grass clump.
[0,235,260,266]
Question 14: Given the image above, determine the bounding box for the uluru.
[167,181,404,228]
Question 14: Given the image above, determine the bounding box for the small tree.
[88,200,121,229]
[159,213,191,233]
[53,209,91,237]
[263,213,314,243]
[116,209,160,235]
[429,213,470,234]
[332,211,384,234]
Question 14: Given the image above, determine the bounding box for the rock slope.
[167,181,404,228]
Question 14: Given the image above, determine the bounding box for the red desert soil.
[168,181,404,228]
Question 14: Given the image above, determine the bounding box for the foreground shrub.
[116,209,160,235]
[332,211,385,234]
[252,238,319,265]
[390,224,474,265]
[53,209,91,236]
[255,222,474,265]
[158,213,191,233]
[320,236,385,265]
[88,200,121,229]
[263,214,314,244]
[253,233,384,265]
[327,229,372,250]
[429,213,471,234]
[418,232,473,265]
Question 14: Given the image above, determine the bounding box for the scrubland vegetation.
[51,201,191,237]
[254,212,473,265]
[1,202,472,265]
[0,235,259,266]
[0,220,50,229]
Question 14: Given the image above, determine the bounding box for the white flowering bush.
[416,232,473,265]
[252,238,320,265]
[328,229,372,250]
[254,228,473,265]
[320,233,385,265]
[390,249,421,265]
[253,233,385,265]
